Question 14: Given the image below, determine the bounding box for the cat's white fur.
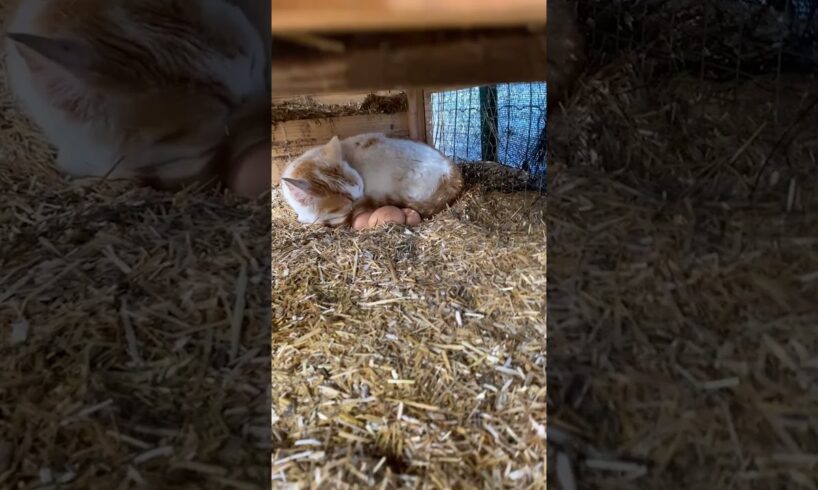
[4,0,267,182]
[341,133,454,203]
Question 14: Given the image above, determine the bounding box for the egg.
[402,208,421,226]
[352,211,373,230]
[227,142,270,198]
[368,206,406,227]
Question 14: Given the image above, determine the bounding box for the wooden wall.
[272,112,410,165]
[271,91,428,184]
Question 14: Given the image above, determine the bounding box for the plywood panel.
[272,112,410,164]
[271,0,546,33]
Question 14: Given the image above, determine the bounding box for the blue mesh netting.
[429,83,547,177]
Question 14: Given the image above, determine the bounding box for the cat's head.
[6,0,268,186]
[281,136,364,226]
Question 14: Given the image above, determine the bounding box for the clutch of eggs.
[352,206,423,230]
[368,206,406,227]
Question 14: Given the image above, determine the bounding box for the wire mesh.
[429,83,548,190]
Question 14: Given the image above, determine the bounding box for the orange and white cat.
[4,0,270,195]
[281,133,464,226]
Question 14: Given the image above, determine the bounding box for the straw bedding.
[547,57,818,489]
[0,172,273,489]
[271,175,547,488]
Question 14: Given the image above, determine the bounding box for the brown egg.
[402,208,421,226]
[368,206,406,227]
[352,211,373,230]
[227,142,270,198]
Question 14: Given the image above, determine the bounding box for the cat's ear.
[8,33,99,76]
[320,136,343,164]
[282,177,315,205]
[7,33,104,109]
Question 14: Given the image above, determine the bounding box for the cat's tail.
[412,163,465,218]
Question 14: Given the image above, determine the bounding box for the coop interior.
[271,86,548,190]
[270,85,549,484]
[270,0,548,487]
[270,64,550,490]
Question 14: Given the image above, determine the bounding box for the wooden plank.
[406,89,427,142]
[272,113,410,163]
[419,91,429,144]
[271,90,402,106]
[424,91,435,146]
[271,30,547,96]
[271,0,546,33]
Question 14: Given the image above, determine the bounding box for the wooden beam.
[271,90,402,106]
[271,0,546,33]
[406,90,427,143]
[424,91,435,146]
[271,30,547,96]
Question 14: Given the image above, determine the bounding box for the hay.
[547,56,818,488]
[460,162,534,193]
[272,93,409,123]
[0,177,273,487]
[271,173,547,488]
[0,2,272,485]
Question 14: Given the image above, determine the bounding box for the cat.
[280,133,464,227]
[4,0,270,194]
